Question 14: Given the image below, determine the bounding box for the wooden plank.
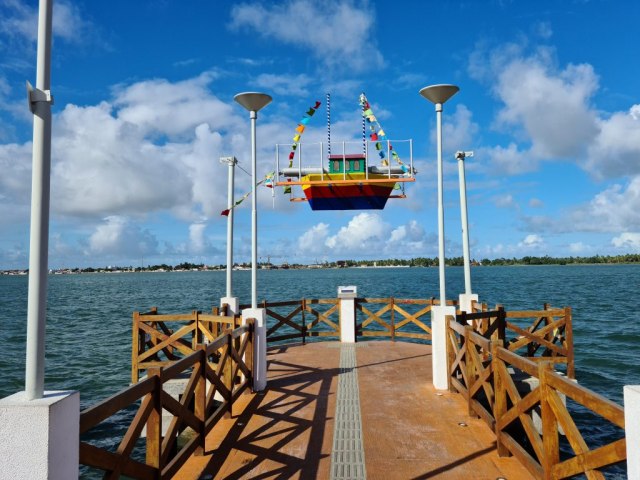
[544,370,625,427]
[500,432,544,478]
[80,378,155,433]
[496,347,539,377]
[80,442,157,480]
[551,439,626,479]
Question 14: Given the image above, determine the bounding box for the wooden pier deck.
[178,341,533,479]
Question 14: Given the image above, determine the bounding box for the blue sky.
[2,0,640,269]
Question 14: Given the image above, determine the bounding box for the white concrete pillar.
[458,293,479,314]
[339,297,356,343]
[625,385,640,479]
[431,305,456,390]
[242,308,266,391]
[0,391,79,480]
[221,296,239,316]
[337,286,357,343]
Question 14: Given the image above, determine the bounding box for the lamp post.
[220,156,239,316]
[25,0,54,401]
[234,92,271,391]
[455,151,478,313]
[419,84,459,390]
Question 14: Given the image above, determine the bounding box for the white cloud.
[518,234,544,249]
[441,104,479,154]
[585,104,640,179]
[254,73,312,97]
[297,222,330,253]
[493,194,516,209]
[612,232,640,250]
[325,212,387,250]
[87,216,158,256]
[229,0,383,72]
[481,143,538,175]
[569,241,590,254]
[0,0,93,45]
[529,198,544,208]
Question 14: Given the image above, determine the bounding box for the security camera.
[455,151,474,160]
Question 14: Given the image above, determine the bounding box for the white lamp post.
[420,84,459,390]
[455,151,478,313]
[234,92,271,391]
[0,2,80,478]
[220,156,239,316]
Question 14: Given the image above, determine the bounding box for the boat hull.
[301,174,395,210]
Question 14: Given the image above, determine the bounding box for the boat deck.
[178,341,533,479]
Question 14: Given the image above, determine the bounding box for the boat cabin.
[328,154,366,174]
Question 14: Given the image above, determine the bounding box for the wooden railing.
[356,297,435,341]
[132,307,238,383]
[447,312,625,479]
[81,321,254,479]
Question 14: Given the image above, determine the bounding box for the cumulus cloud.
[86,216,158,257]
[612,232,640,250]
[229,0,383,72]
[296,214,434,259]
[518,234,545,249]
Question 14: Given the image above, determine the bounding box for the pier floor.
[178,341,533,479]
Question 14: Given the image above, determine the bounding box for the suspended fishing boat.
[274,94,416,211]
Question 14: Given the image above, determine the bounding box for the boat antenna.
[326,92,331,157]
[361,91,366,156]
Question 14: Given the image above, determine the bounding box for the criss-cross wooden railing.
[241,299,341,344]
[447,309,505,428]
[493,347,625,479]
[447,311,625,479]
[132,307,238,382]
[505,305,574,378]
[81,320,254,480]
[356,297,437,341]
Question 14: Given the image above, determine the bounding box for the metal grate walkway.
[330,344,367,480]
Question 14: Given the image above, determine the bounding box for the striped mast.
[326,93,331,158]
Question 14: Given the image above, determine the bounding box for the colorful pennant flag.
[221,172,274,216]
[359,93,404,168]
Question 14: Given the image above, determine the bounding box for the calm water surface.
[0,265,636,477]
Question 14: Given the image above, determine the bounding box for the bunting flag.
[359,93,404,168]
[221,172,274,216]
[288,100,322,169]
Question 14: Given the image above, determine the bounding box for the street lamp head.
[234,92,272,112]
[419,84,459,105]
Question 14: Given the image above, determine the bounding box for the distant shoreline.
[3,256,640,276]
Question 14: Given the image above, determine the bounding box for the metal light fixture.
[234,92,272,309]
[419,84,459,307]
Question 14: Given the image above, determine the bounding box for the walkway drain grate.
[330,344,367,480]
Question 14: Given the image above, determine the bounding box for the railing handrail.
[446,313,625,478]
[81,320,255,479]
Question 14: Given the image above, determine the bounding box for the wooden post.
[540,361,559,479]
[247,319,255,391]
[132,312,140,384]
[146,367,163,473]
[225,332,234,418]
[446,316,454,393]
[390,297,396,342]
[301,299,306,345]
[492,343,509,457]
[193,310,200,350]
[464,325,474,417]
[565,307,574,379]
[194,346,206,456]
[496,306,506,346]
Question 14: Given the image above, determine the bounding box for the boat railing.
[275,139,414,185]
[80,320,255,479]
[447,311,624,478]
[131,307,239,383]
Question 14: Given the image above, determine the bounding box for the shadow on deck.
[178,341,532,479]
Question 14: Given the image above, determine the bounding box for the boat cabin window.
[352,160,360,171]
[333,160,340,172]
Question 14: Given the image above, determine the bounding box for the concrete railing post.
[625,385,640,478]
[0,391,79,479]
[338,286,357,343]
[242,307,266,391]
[431,304,456,390]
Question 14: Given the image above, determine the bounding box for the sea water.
[0,265,636,477]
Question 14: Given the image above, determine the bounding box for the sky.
[2,0,640,269]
